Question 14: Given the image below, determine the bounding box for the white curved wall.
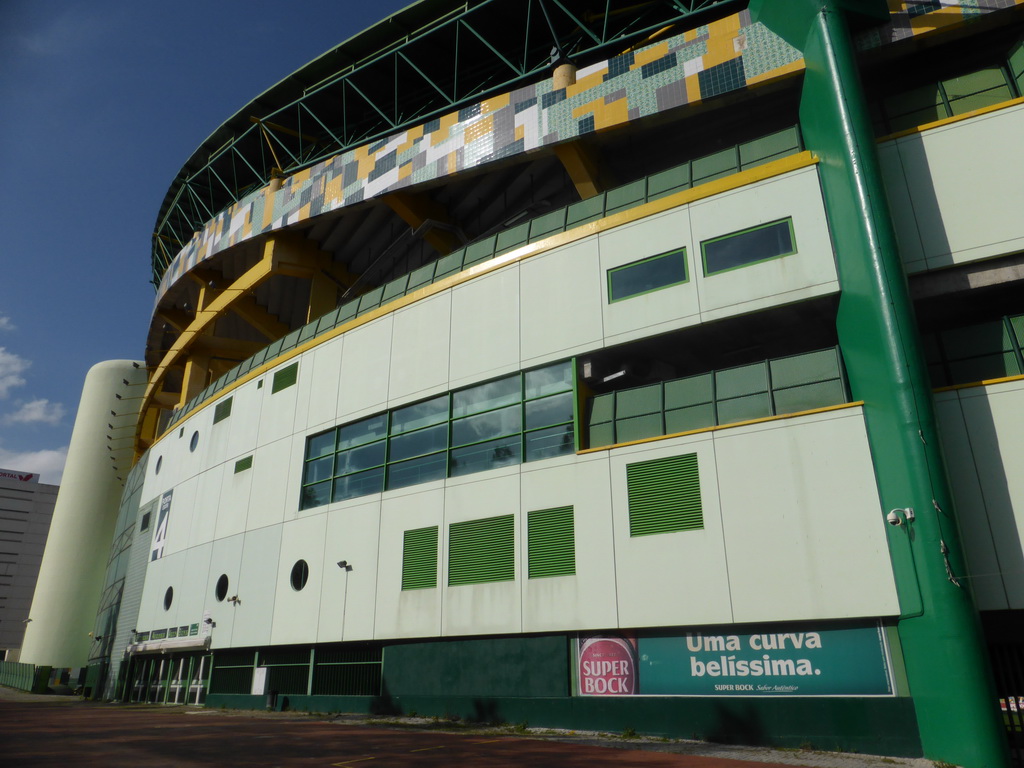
[21,360,146,667]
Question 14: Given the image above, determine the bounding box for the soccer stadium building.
[15,0,1024,765]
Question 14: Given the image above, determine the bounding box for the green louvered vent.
[527,506,575,579]
[213,397,233,424]
[402,526,438,590]
[627,453,703,537]
[448,514,514,586]
[272,363,298,393]
[234,455,253,473]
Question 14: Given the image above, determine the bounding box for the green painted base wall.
[205,691,921,757]
[383,635,570,698]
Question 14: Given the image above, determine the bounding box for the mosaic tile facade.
[155,0,1023,301]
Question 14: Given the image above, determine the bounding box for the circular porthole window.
[163,586,174,610]
[189,431,199,452]
[290,560,309,592]
[155,456,162,475]
[215,574,229,602]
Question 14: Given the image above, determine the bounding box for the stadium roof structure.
[152,0,742,286]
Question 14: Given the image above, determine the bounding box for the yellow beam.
[554,141,606,199]
[383,191,459,255]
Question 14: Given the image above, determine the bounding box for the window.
[290,560,309,591]
[213,397,233,424]
[272,363,298,393]
[527,506,575,579]
[299,361,575,510]
[626,453,703,536]
[189,431,199,452]
[234,455,253,473]
[163,586,174,610]
[608,248,687,302]
[155,456,162,475]
[401,526,438,590]
[139,512,151,532]
[702,218,796,275]
[448,514,514,586]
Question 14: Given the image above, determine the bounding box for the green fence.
[587,347,848,449]
[925,314,1024,387]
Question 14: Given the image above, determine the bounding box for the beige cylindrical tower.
[20,360,146,668]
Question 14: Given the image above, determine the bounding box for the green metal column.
[750,2,1008,766]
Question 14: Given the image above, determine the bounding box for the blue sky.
[0,0,409,483]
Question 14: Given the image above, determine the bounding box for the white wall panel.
[442,470,522,636]
[389,294,452,404]
[246,438,294,530]
[600,208,700,346]
[520,455,618,632]
[690,167,838,321]
[178,543,214,627]
[376,488,445,639]
[449,269,521,389]
[888,103,1024,270]
[934,392,1009,610]
[215,453,256,540]
[609,435,733,628]
[948,382,1024,609]
[257,360,301,447]
[224,380,264,460]
[716,409,897,622]
[520,239,604,365]
[230,525,282,647]
[205,533,244,649]
[878,142,927,274]
[271,513,328,645]
[162,476,197,558]
[318,498,382,642]
[188,463,224,548]
[337,316,393,421]
[136,551,186,635]
[299,336,343,433]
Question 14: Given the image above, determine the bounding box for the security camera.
[886,510,903,526]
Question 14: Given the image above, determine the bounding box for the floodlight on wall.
[337,561,353,571]
[227,595,241,605]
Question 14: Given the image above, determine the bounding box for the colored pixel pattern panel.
[155,0,1022,301]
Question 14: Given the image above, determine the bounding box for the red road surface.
[0,699,789,768]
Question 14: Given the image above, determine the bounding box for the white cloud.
[0,316,14,331]
[4,398,65,426]
[0,347,30,398]
[0,445,68,485]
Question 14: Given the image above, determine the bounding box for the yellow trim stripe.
[932,373,1024,394]
[150,151,819,443]
[576,401,866,454]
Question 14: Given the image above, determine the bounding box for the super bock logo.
[578,636,638,695]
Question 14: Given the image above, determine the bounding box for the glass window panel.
[716,362,768,399]
[335,441,387,476]
[389,423,448,462]
[588,422,615,449]
[665,404,716,434]
[338,415,388,449]
[332,467,385,502]
[943,68,1010,113]
[664,374,713,409]
[615,384,662,418]
[588,392,614,425]
[449,436,522,477]
[387,453,447,490]
[524,362,572,399]
[525,391,574,430]
[451,405,521,447]
[717,393,772,424]
[307,431,337,459]
[614,413,664,443]
[300,481,332,510]
[525,424,574,461]
[608,249,687,302]
[304,455,334,485]
[391,395,448,435]
[702,219,795,275]
[772,380,847,414]
[452,375,520,418]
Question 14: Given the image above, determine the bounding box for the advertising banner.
[579,623,893,697]
[150,490,172,561]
